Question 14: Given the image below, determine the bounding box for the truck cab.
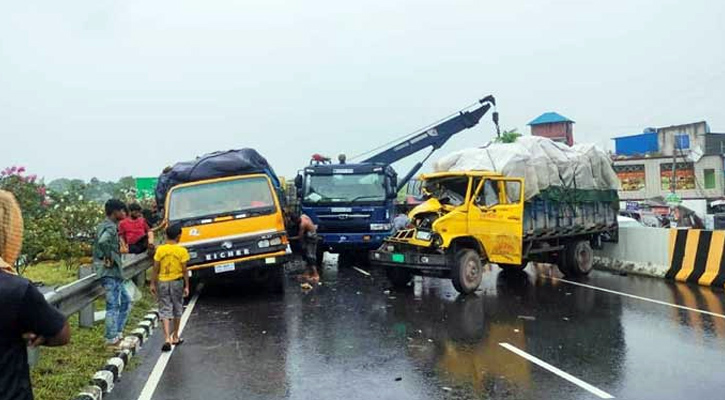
[372,170,618,294]
[165,173,290,291]
[297,162,398,266]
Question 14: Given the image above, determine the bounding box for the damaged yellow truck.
[370,171,619,294]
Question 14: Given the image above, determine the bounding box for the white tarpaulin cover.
[433,136,620,200]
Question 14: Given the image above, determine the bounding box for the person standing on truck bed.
[292,214,319,283]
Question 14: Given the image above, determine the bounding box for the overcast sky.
[1,0,723,181]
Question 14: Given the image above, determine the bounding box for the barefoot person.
[150,224,190,351]
[292,214,319,283]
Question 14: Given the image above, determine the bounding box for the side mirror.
[294,175,304,198]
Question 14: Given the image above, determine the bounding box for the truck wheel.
[564,240,593,277]
[451,249,483,295]
[338,251,354,268]
[267,267,286,293]
[386,267,412,288]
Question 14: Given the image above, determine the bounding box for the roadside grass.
[22,261,78,287]
[29,266,155,400]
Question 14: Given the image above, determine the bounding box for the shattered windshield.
[423,177,469,206]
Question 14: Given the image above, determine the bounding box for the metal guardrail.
[43,254,153,318]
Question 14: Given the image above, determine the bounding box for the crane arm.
[361,95,497,191]
[362,96,496,167]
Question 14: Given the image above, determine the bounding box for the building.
[528,112,574,146]
[611,121,725,216]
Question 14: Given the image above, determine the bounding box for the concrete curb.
[70,308,159,400]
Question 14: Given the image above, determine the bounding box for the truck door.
[468,178,525,265]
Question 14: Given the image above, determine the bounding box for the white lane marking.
[137,284,203,400]
[352,266,371,277]
[549,276,725,319]
[499,342,614,399]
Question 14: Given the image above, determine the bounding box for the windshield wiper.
[349,195,384,202]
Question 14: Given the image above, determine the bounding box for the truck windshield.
[304,173,386,204]
[168,176,275,222]
[423,177,468,206]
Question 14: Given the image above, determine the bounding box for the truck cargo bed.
[523,192,618,240]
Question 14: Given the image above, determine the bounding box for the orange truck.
[157,149,291,291]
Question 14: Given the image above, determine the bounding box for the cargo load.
[155,148,281,209]
[432,136,619,200]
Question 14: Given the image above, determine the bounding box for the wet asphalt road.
[111,262,725,400]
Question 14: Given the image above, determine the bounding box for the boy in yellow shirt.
[150,224,190,352]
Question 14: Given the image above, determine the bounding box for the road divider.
[595,227,725,289]
[666,229,725,287]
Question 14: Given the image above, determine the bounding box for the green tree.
[494,128,522,143]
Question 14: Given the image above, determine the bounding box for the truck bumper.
[318,233,391,251]
[369,246,449,272]
[188,251,291,280]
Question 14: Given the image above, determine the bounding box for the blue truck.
[294,95,498,267]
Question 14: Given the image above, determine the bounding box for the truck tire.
[564,240,593,277]
[451,249,483,295]
[267,267,286,293]
[338,251,354,268]
[386,267,412,288]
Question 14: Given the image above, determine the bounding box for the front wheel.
[451,249,484,295]
[338,251,354,268]
[267,267,286,293]
[386,267,413,288]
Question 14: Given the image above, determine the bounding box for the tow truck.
[294,95,499,267]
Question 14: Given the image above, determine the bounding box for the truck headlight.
[258,239,270,248]
[188,251,198,259]
[416,231,432,241]
[370,223,392,231]
[270,237,282,246]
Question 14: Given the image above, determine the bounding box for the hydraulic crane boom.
[362,95,498,191]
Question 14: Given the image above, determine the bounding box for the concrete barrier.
[594,226,670,277]
[595,227,725,288]
[666,229,725,287]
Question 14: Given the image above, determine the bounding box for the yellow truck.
[157,149,291,292]
[370,171,619,294]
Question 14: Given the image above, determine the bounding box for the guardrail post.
[133,268,146,289]
[78,265,95,328]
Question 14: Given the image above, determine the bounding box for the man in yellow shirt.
[150,224,190,352]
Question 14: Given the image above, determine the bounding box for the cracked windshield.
[1,1,724,400]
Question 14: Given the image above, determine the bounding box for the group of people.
[0,192,191,400]
[95,199,190,352]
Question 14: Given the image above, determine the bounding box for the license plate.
[265,257,276,264]
[392,253,405,263]
[214,263,235,274]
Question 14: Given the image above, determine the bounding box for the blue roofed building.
[528,112,574,146]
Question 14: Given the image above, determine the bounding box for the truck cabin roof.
[304,163,396,176]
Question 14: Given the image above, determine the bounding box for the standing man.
[94,199,131,347]
[292,214,319,283]
[0,190,70,400]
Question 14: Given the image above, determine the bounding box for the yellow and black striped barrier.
[667,229,725,287]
